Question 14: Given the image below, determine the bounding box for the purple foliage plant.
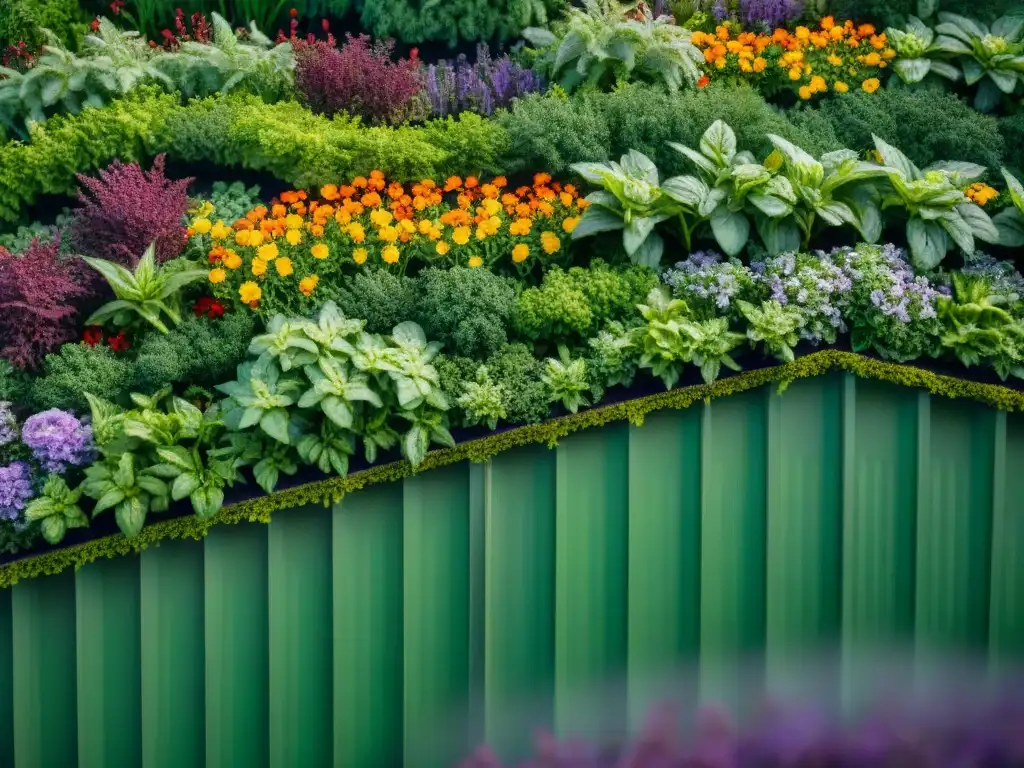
[21,409,94,473]
[738,0,804,28]
[425,45,544,118]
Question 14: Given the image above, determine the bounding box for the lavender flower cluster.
[21,409,94,473]
[738,0,804,28]
[961,253,1024,310]
[459,694,1024,768]
[0,402,16,448]
[0,461,32,521]
[662,251,755,317]
[425,45,544,118]
[749,250,855,345]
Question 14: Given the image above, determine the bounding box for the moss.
[2,349,1023,589]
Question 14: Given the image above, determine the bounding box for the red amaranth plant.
[158,8,212,50]
[292,35,425,126]
[70,154,193,266]
[0,237,93,370]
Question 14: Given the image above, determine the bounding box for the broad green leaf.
[191,486,224,519]
[321,396,355,430]
[661,175,708,208]
[994,209,1024,246]
[570,206,626,239]
[623,216,659,255]
[872,135,920,179]
[171,473,203,501]
[710,206,750,257]
[630,231,665,268]
[260,408,291,444]
[907,217,948,269]
[894,57,931,83]
[957,202,999,243]
[116,497,147,538]
[41,516,67,545]
[699,120,737,167]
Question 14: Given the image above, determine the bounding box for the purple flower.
[21,409,94,473]
[426,45,544,118]
[0,402,16,447]
[712,0,730,21]
[662,250,754,316]
[739,0,804,28]
[0,461,33,521]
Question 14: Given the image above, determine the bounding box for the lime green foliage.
[331,269,417,335]
[512,260,656,346]
[7,349,1024,590]
[437,343,551,427]
[523,0,702,93]
[789,87,1006,174]
[0,90,508,224]
[31,343,135,413]
[0,0,88,51]
[413,267,518,359]
[359,0,565,46]
[455,365,508,430]
[937,270,1024,380]
[82,245,208,334]
[585,321,638,399]
[498,83,812,177]
[540,345,590,413]
[24,475,89,544]
[737,299,803,363]
[132,311,256,395]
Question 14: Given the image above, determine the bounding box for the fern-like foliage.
[359,0,564,47]
[522,0,703,93]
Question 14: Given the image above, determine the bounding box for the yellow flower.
[540,231,561,255]
[192,218,212,235]
[436,241,450,256]
[352,247,368,264]
[381,245,400,264]
[452,226,471,245]
[753,56,767,72]
[299,275,320,296]
[257,243,279,261]
[210,221,231,240]
[251,258,268,277]
[239,281,261,304]
[862,51,881,66]
[481,198,502,216]
[275,258,294,277]
[468,256,483,268]
[562,216,580,234]
[346,222,366,243]
[208,267,226,284]
[234,230,252,247]
[222,250,242,269]
[788,68,802,81]
[861,77,880,93]
[965,183,999,206]
[417,219,433,235]
[311,243,330,260]
[285,229,303,246]
[827,54,843,66]
[370,209,393,227]
[509,218,532,236]
[833,80,849,93]
[799,85,813,100]
[512,243,529,263]
[249,230,265,247]
[397,219,416,234]
[285,214,304,230]
[378,225,398,243]
[809,75,827,92]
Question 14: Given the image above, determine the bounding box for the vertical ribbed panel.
[140,540,205,768]
[12,571,77,766]
[268,505,333,766]
[204,524,269,768]
[75,557,142,768]
[915,398,994,659]
[626,409,701,728]
[990,412,1024,666]
[1,378,1023,766]
[765,376,842,702]
[332,483,404,768]
[402,464,470,768]
[699,391,767,716]
[483,446,556,760]
[0,588,11,767]
[555,426,629,740]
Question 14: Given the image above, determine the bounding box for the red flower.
[192,297,225,319]
[108,332,131,352]
[110,0,125,15]
[322,18,330,32]
[697,75,710,88]
[90,17,101,31]
[289,7,298,16]
[82,326,103,347]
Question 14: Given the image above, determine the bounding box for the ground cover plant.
[2,0,1024,557]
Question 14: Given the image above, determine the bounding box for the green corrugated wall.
[1,372,1022,767]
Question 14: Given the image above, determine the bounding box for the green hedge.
[2,349,1023,590]
[0,88,510,224]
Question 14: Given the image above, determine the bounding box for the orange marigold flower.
[533,172,552,186]
[436,241,450,256]
[540,231,561,255]
[310,225,324,237]
[208,267,226,284]
[271,204,287,218]
[444,176,463,191]
[861,77,880,93]
[492,175,507,188]
[387,182,404,200]
[299,275,319,296]
[512,243,529,263]
[320,184,340,200]
[352,176,368,189]
[509,218,532,236]
[481,183,499,199]
[465,176,479,188]
[222,250,242,270]
[361,191,382,208]
[311,244,330,260]
[562,217,580,234]
[251,258,268,277]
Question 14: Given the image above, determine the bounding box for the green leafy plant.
[663,120,797,257]
[523,0,703,93]
[81,244,208,334]
[81,452,170,538]
[586,321,637,399]
[873,135,999,269]
[23,475,89,545]
[571,150,682,266]
[933,11,1024,111]
[887,16,964,84]
[541,345,591,414]
[994,168,1024,246]
[216,355,304,444]
[296,420,355,477]
[937,271,1024,379]
[736,299,805,363]
[456,366,508,431]
[764,135,889,252]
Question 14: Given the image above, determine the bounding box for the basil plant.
[873,136,999,270]
[664,120,797,258]
[933,11,1024,111]
[886,16,963,85]
[571,150,684,268]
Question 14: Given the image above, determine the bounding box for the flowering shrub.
[70,154,192,265]
[691,17,895,99]
[424,45,544,118]
[191,172,586,317]
[0,237,93,370]
[292,35,426,125]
